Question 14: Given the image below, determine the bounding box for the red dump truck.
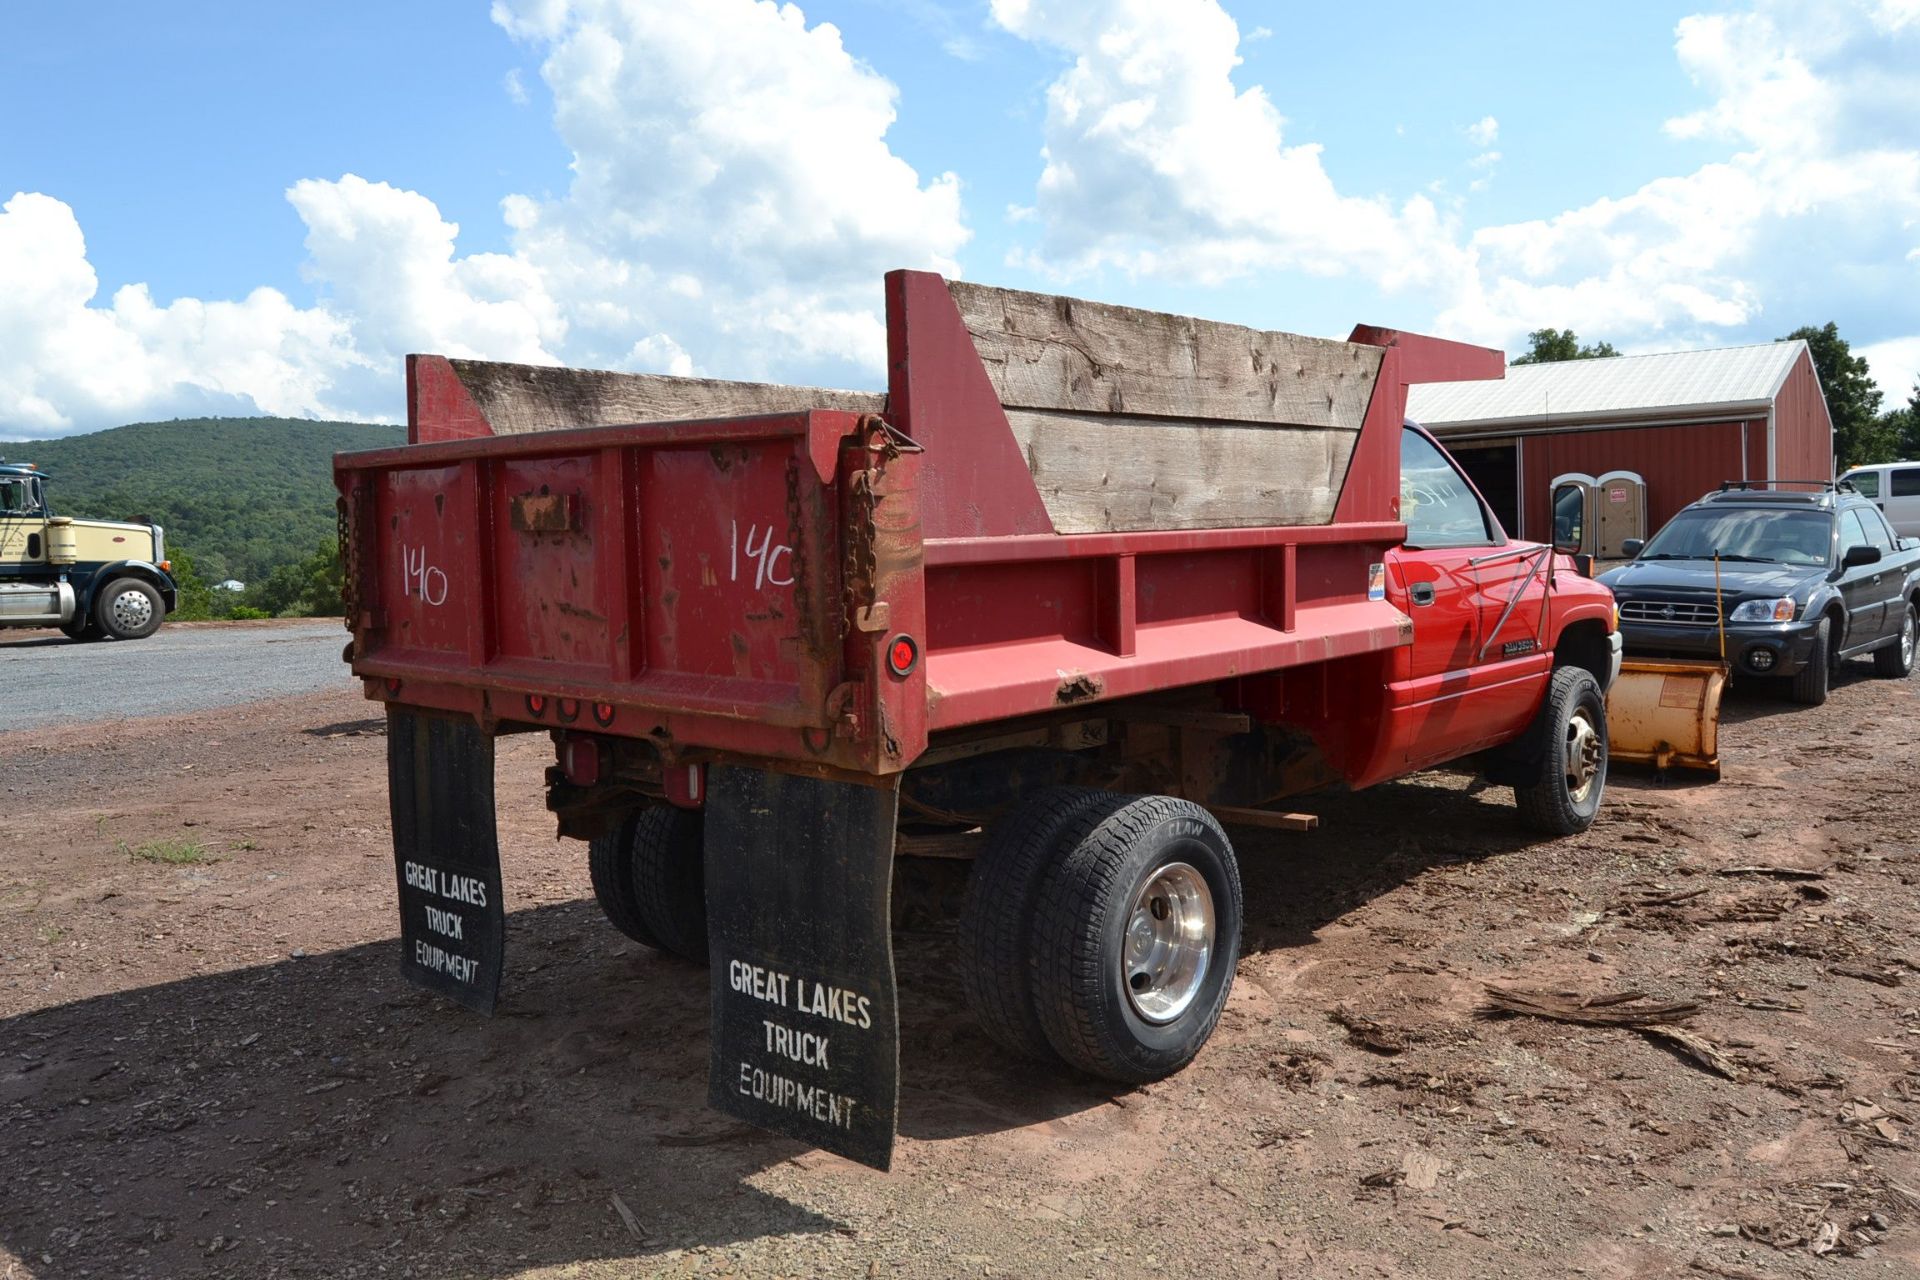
[334,272,1621,1169]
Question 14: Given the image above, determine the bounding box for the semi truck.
[0,460,177,640]
[334,273,1622,1169]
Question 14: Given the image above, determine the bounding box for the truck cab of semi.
[0,461,177,641]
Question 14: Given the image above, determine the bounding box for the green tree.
[247,539,343,618]
[1511,328,1620,365]
[1884,380,1920,459]
[166,548,216,621]
[1781,323,1890,470]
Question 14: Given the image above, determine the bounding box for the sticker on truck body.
[703,765,901,1170]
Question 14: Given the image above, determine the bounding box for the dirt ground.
[3,661,1919,1280]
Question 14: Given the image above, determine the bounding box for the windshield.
[1638,507,1831,567]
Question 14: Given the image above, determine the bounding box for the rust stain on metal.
[1054,671,1105,705]
[510,490,579,534]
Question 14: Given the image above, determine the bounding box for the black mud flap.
[704,765,901,1171]
[386,707,504,1015]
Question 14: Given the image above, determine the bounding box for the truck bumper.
[1617,618,1822,679]
[1605,630,1623,691]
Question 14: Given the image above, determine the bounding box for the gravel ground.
[0,620,349,729]
[2,662,1917,1279]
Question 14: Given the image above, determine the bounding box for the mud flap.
[704,765,901,1171]
[386,707,505,1015]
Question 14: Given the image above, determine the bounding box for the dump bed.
[335,272,1502,775]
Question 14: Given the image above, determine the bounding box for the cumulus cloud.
[985,0,1462,289]
[489,0,968,381]
[994,0,1920,361]
[0,192,369,435]
[1861,336,1920,405]
[5,0,967,435]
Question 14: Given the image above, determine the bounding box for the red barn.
[1407,341,1833,553]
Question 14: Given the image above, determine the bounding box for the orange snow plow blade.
[1606,659,1726,778]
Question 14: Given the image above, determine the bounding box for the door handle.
[1409,582,1436,606]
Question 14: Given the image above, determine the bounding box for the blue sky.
[2,0,1917,437]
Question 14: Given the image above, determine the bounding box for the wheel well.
[90,567,174,613]
[1553,620,1610,687]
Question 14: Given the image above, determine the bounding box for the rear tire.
[1873,603,1916,678]
[1029,796,1242,1084]
[1514,667,1609,836]
[588,806,708,963]
[94,578,163,640]
[1790,618,1832,705]
[958,786,1121,1061]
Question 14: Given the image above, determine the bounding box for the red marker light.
[526,694,547,716]
[384,678,403,697]
[592,701,616,727]
[886,634,919,677]
[556,698,580,723]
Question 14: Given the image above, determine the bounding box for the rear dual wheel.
[960,791,1243,1083]
[588,806,709,963]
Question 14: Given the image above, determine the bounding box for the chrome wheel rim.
[110,589,153,632]
[1565,707,1603,805]
[1904,610,1915,669]
[1123,860,1214,1024]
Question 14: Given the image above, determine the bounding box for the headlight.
[1728,597,1797,622]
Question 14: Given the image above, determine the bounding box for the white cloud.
[1861,336,1920,405]
[4,0,969,435]
[489,0,970,382]
[991,0,1920,360]
[0,192,369,436]
[503,66,529,103]
[986,0,1461,289]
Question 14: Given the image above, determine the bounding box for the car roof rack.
[1716,479,1856,493]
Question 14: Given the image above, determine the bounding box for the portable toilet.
[1548,473,1597,555]
[1594,471,1647,560]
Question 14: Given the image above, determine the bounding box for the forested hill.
[1,417,403,585]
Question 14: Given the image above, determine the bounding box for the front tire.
[95,578,164,641]
[1790,618,1832,705]
[1873,603,1916,679]
[60,616,100,642]
[1514,667,1609,836]
[587,806,708,963]
[1030,796,1242,1084]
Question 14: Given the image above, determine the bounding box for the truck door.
[1388,427,1509,766]
[0,475,46,565]
[1856,505,1905,644]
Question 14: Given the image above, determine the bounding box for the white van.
[1840,462,1920,537]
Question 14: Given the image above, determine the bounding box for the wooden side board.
[949,280,1378,531]
[947,279,1380,427]
[1006,408,1352,532]
[447,358,885,434]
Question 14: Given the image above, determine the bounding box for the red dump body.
[334,271,1565,789]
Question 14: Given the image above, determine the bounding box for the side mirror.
[1620,538,1645,559]
[1842,544,1881,569]
[1572,553,1596,579]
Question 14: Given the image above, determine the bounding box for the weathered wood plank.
[1006,408,1358,532]
[448,358,884,435]
[949,280,1381,428]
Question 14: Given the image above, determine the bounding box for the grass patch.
[123,838,210,866]
[228,838,260,852]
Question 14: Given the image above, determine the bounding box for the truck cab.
[0,461,177,641]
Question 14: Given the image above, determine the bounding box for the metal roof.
[1407,340,1808,433]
